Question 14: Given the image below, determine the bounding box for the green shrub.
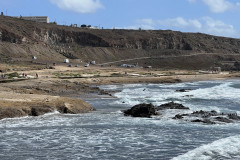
[111,73,122,77]
[7,72,20,79]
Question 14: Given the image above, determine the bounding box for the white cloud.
[50,0,104,14]
[120,19,155,30]
[189,19,203,29]
[124,17,238,38]
[158,17,188,28]
[188,0,240,13]
[202,17,237,36]
[158,17,202,29]
[202,0,233,13]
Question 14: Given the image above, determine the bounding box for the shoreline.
[0,65,239,120]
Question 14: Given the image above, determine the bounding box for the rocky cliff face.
[1,15,240,69]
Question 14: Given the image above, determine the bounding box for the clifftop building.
[19,16,49,23]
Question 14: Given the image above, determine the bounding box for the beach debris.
[90,61,96,65]
[64,59,69,63]
[120,64,136,68]
[145,66,152,69]
[32,56,37,60]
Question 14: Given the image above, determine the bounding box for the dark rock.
[156,102,189,110]
[173,114,184,119]
[173,109,239,125]
[123,103,158,118]
[191,119,216,124]
[36,87,41,91]
[202,119,216,124]
[176,89,192,92]
[49,66,55,69]
[30,106,53,116]
[211,110,218,114]
[191,110,218,118]
[183,95,194,97]
[191,119,203,123]
[192,110,206,115]
[215,117,233,123]
[98,90,109,95]
[228,113,240,120]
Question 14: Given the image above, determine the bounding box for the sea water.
[0,80,240,160]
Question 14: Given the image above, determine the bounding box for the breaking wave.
[172,135,240,160]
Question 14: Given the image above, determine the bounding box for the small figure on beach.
[36,73,38,78]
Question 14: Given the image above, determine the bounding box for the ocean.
[0,79,240,160]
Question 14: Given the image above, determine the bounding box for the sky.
[0,0,240,38]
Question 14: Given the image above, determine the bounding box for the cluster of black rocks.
[173,110,240,124]
[123,103,158,118]
[123,102,189,118]
[123,102,240,125]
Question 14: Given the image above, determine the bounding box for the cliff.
[1,15,240,69]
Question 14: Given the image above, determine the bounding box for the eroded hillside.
[1,15,240,69]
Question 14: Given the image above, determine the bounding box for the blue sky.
[0,0,240,38]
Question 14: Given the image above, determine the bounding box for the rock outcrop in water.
[123,103,158,118]
[123,102,188,118]
[0,97,95,120]
[173,110,240,124]
[176,89,192,92]
[156,101,189,110]
[124,102,240,124]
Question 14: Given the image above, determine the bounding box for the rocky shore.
[124,102,240,125]
[0,64,238,120]
[0,92,95,120]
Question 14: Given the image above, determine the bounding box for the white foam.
[172,135,240,160]
[113,80,240,114]
[190,82,240,100]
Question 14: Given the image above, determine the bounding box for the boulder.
[156,101,189,110]
[173,114,184,119]
[173,110,239,124]
[228,113,240,120]
[215,117,233,123]
[191,110,218,118]
[176,89,192,92]
[191,119,216,124]
[123,103,158,118]
[30,106,54,116]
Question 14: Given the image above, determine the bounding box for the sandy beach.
[0,65,239,120]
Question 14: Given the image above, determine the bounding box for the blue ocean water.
[0,79,240,160]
